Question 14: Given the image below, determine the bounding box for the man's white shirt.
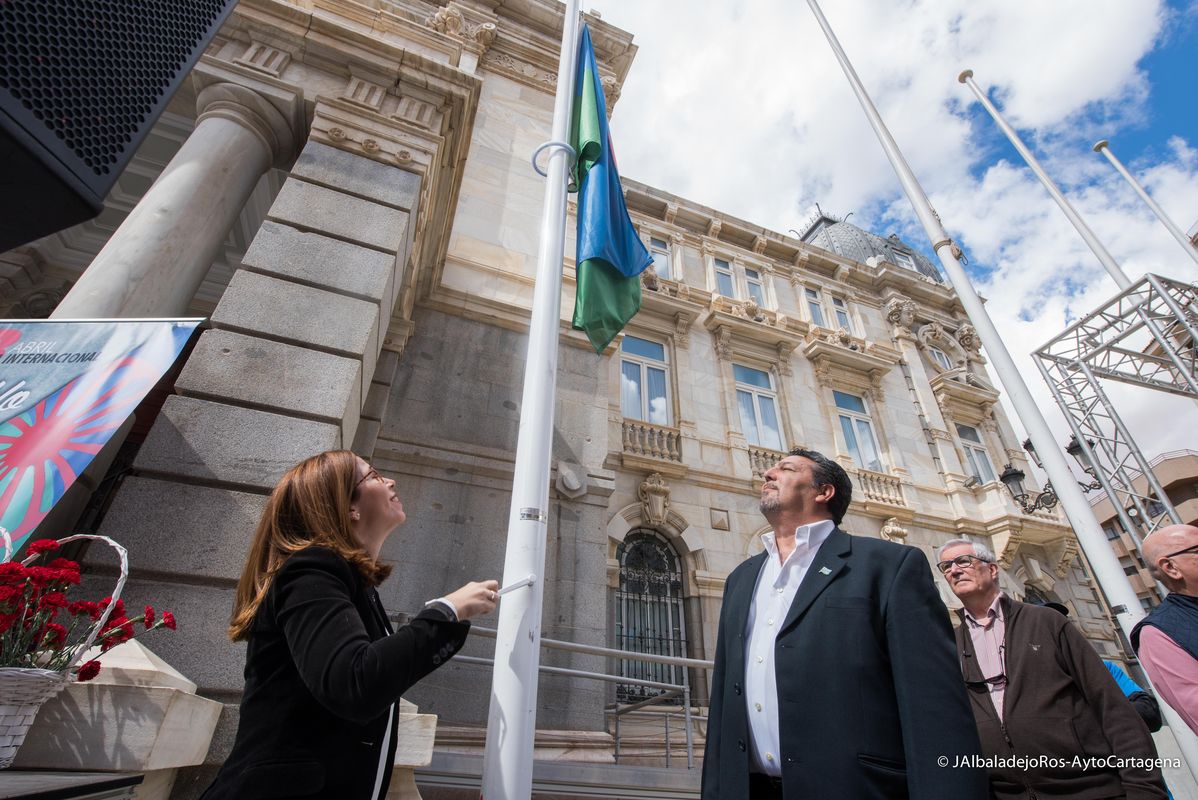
[743,519,835,776]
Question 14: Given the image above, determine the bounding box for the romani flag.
[569,25,653,353]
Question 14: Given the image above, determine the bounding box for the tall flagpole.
[803,0,1198,779]
[957,70,1132,291]
[480,1,581,798]
[1094,139,1198,270]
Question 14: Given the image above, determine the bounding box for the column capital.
[193,59,306,168]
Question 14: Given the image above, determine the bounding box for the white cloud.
[588,0,1198,463]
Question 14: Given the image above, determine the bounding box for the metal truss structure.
[1035,274,1197,575]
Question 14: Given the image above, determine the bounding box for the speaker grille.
[0,0,232,177]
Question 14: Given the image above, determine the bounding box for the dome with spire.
[799,213,942,283]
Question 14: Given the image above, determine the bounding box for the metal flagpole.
[958,70,1132,291]
[804,2,1198,778]
[479,1,581,798]
[1094,139,1198,270]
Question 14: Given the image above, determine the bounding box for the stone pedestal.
[388,699,438,800]
[13,641,222,800]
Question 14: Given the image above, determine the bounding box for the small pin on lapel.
[819,566,832,575]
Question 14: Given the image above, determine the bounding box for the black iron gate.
[614,529,687,703]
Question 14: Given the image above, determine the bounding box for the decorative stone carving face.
[956,324,981,354]
[638,473,671,527]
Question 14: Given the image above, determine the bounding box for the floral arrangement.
[0,539,175,682]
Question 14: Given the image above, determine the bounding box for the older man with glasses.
[937,538,1167,800]
[1134,524,1198,735]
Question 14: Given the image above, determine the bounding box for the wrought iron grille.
[614,530,687,704]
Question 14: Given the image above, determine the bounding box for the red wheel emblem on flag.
[0,354,160,543]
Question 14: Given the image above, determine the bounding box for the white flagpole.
[957,70,1132,291]
[804,0,1198,780]
[480,1,581,798]
[1094,139,1198,270]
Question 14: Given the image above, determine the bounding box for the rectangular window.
[620,335,670,425]
[806,288,826,327]
[955,423,997,484]
[1102,522,1122,541]
[832,296,851,331]
[649,237,671,280]
[714,258,735,297]
[833,390,882,472]
[1140,597,1155,612]
[892,251,916,271]
[1123,565,1139,577]
[734,364,783,451]
[744,268,766,306]
[929,347,954,371]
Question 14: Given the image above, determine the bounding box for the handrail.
[469,625,714,670]
[455,627,708,769]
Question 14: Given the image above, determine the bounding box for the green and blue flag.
[569,25,653,353]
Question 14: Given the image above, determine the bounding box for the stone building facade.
[1,0,1122,792]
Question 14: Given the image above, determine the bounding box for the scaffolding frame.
[1034,274,1197,582]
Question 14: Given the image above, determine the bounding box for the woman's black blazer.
[201,546,470,800]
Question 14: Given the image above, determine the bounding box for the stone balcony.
[621,419,686,477]
[748,446,787,480]
[854,468,908,510]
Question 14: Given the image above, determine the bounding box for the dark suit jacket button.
[734,683,742,695]
[446,644,455,653]
[432,655,442,665]
[738,739,746,751]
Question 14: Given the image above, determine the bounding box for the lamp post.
[999,463,1059,514]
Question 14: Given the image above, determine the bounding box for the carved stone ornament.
[923,321,946,342]
[776,342,795,376]
[884,296,916,330]
[473,22,497,49]
[674,312,691,348]
[642,268,660,292]
[825,327,854,347]
[879,517,909,542]
[707,219,722,238]
[714,327,733,361]
[664,203,678,224]
[428,6,464,35]
[956,324,982,354]
[638,473,671,527]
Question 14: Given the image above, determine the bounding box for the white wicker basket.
[0,530,128,768]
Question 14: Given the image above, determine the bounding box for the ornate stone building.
[2,0,1121,792]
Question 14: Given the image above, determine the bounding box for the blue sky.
[588,0,1198,457]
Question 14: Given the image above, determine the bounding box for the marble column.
[52,82,298,319]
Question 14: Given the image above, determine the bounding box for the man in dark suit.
[701,447,986,799]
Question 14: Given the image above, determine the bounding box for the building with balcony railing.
[3,0,1122,786]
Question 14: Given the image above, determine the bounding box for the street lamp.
[1000,462,1059,513]
[1022,436,1102,493]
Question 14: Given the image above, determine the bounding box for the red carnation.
[76,660,101,682]
[46,558,80,585]
[99,597,126,617]
[39,622,67,648]
[40,592,68,610]
[27,539,59,556]
[161,611,176,630]
[143,605,154,628]
[0,562,28,583]
[68,600,101,619]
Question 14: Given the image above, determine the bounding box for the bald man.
[1133,524,1198,735]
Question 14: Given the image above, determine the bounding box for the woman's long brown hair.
[228,450,393,641]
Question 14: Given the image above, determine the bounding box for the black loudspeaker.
[0,0,238,252]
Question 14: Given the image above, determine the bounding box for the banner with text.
[0,319,202,549]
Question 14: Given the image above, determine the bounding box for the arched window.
[614,530,687,703]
